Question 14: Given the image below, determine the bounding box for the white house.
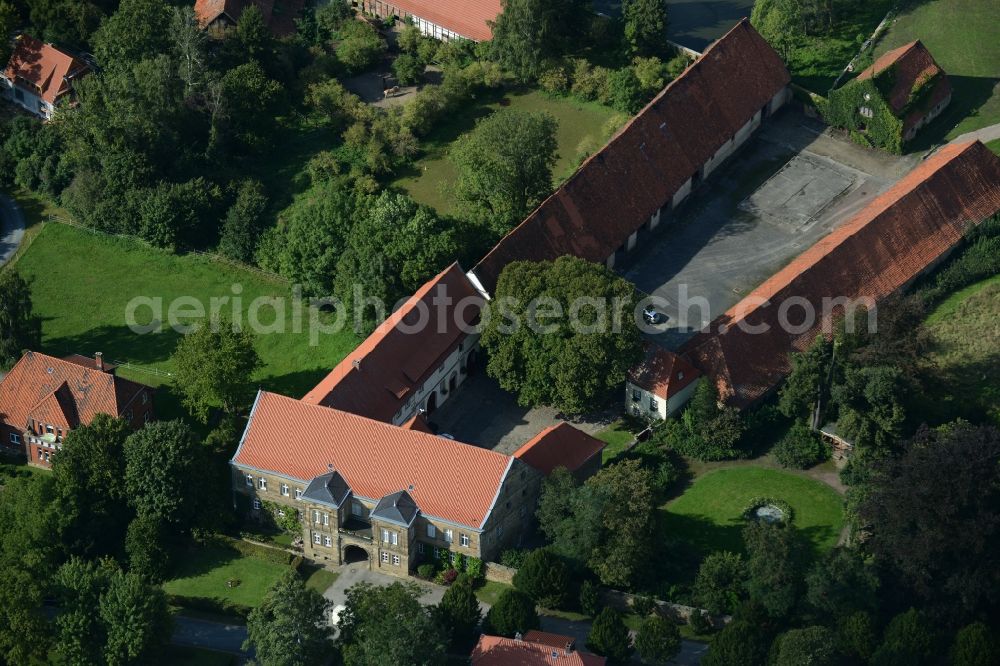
[1,35,89,120]
[626,345,701,420]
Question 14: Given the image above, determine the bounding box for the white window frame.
[381,528,390,543]
[313,510,320,524]
[281,483,289,497]
[322,513,329,527]
[381,552,390,563]
[426,524,436,539]
[9,433,20,445]
[392,554,400,566]
[252,498,261,510]
[444,529,453,543]
[390,532,398,546]
[258,477,267,491]
[460,533,470,547]
[295,488,303,500]
[245,474,253,487]
[324,535,332,547]
[313,532,321,545]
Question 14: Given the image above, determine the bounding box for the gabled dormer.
[371,489,420,528]
[302,469,351,508]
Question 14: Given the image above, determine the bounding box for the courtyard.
[621,108,920,350]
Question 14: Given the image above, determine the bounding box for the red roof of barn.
[856,40,952,133]
[513,423,605,476]
[194,0,303,37]
[628,343,701,400]
[233,391,513,528]
[472,634,607,665]
[3,35,89,105]
[302,263,483,423]
[681,141,1000,408]
[471,19,790,293]
[523,631,576,651]
[0,352,151,431]
[388,0,502,41]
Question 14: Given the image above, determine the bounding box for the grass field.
[392,88,621,215]
[873,0,1000,147]
[595,420,636,463]
[660,467,844,557]
[9,223,359,421]
[301,564,339,595]
[987,138,1000,155]
[163,545,291,607]
[922,275,1000,424]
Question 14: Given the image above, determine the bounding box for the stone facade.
[232,457,542,578]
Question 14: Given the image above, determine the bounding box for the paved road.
[0,194,26,267]
[172,615,251,659]
[950,122,1000,145]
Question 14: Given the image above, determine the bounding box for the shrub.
[392,53,424,85]
[513,549,572,609]
[435,568,459,586]
[608,67,645,114]
[417,563,436,580]
[465,556,484,581]
[951,622,999,666]
[539,64,570,95]
[453,552,466,573]
[838,611,877,662]
[773,422,829,469]
[693,551,745,615]
[631,594,656,617]
[580,580,601,617]
[499,548,530,569]
[688,609,713,635]
[587,608,633,664]
[484,589,540,637]
[635,615,681,665]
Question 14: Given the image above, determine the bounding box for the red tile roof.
[302,263,483,423]
[682,141,1000,408]
[856,40,952,133]
[3,35,89,105]
[628,343,701,400]
[523,631,576,651]
[194,0,303,37]
[471,19,790,293]
[472,635,606,666]
[513,423,605,476]
[233,391,513,528]
[0,351,150,432]
[386,0,502,41]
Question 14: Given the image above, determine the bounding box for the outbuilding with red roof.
[627,343,701,419]
[354,0,501,42]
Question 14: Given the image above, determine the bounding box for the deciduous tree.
[771,626,842,666]
[338,581,444,666]
[513,548,573,609]
[693,551,746,615]
[433,574,482,650]
[171,321,262,422]
[635,615,680,665]
[246,570,332,666]
[623,0,669,57]
[100,569,172,666]
[0,270,40,370]
[743,522,805,619]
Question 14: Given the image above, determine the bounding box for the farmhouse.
[0,351,155,468]
[231,391,544,575]
[626,344,701,420]
[351,0,501,42]
[682,140,1000,409]
[1,35,89,120]
[302,263,483,425]
[194,0,304,38]
[827,40,952,150]
[469,19,791,294]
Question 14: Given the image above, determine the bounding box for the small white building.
[626,344,701,420]
[1,35,89,120]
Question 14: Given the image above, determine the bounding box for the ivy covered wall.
[823,76,905,153]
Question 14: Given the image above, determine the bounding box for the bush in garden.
[688,609,713,635]
[417,564,435,580]
[499,548,530,569]
[512,549,572,609]
[580,580,601,617]
[483,589,540,637]
[465,556,484,581]
[773,422,829,469]
[631,594,657,617]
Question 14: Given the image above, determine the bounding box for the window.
[519,507,526,518]
[141,392,149,405]
[313,532,321,545]
[245,474,253,487]
[417,542,425,554]
[632,389,640,402]
[381,528,390,543]
[859,106,874,119]
[124,410,133,422]
[252,498,261,510]
[258,477,267,491]
[295,488,303,500]
[426,524,436,539]
[144,412,151,424]
[352,501,362,516]
[9,433,20,445]
[322,513,329,526]
[390,532,398,546]
[444,529,453,543]
[38,449,44,460]
[392,554,400,566]
[281,484,289,497]
[313,510,320,524]
[324,535,332,547]
[381,552,390,563]
[459,534,469,547]
[649,397,657,411]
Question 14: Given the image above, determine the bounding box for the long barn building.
[469,19,792,295]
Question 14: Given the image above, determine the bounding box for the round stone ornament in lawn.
[742,497,794,525]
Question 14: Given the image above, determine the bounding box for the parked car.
[643,306,667,325]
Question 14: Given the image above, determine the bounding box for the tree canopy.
[245,570,332,666]
[171,321,262,422]
[338,581,445,666]
[0,270,40,370]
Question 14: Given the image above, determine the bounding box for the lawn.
[596,420,637,463]
[474,580,511,606]
[987,138,1000,155]
[392,88,621,215]
[660,467,844,557]
[301,564,339,594]
[872,0,1000,147]
[163,545,291,608]
[9,223,359,421]
[921,275,1000,425]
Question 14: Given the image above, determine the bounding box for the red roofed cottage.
[627,344,701,419]
[1,35,89,120]
[0,351,155,468]
[353,0,502,42]
[513,423,605,481]
[472,633,607,665]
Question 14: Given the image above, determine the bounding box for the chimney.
[565,640,574,655]
[352,359,361,371]
[95,352,104,372]
[514,632,523,642]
